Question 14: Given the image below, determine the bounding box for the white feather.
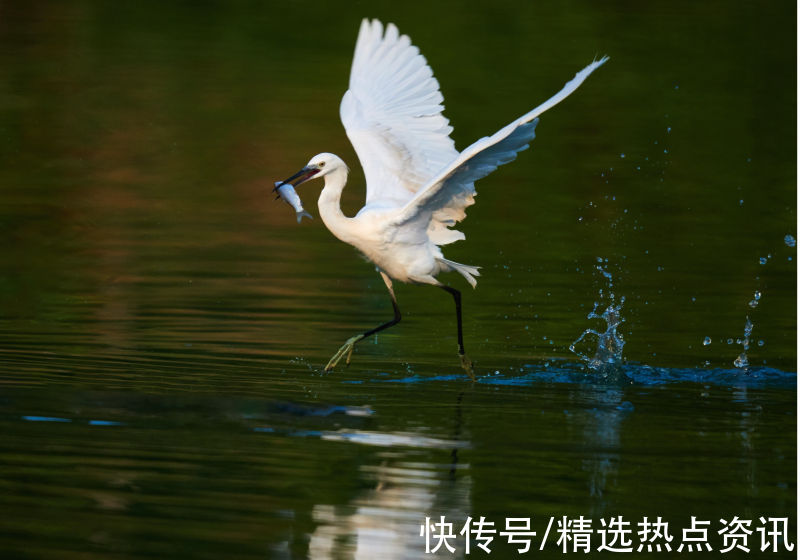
[340,19,458,207]
[342,19,607,267]
[394,56,609,236]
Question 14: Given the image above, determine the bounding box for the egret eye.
[318,161,326,168]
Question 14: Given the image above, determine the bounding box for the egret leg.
[324,272,401,372]
[439,285,475,381]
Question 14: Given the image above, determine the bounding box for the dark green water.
[0,1,795,558]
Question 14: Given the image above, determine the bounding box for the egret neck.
[316,164,355,245]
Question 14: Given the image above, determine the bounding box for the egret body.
[279,19,607,377]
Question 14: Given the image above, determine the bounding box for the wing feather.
[393,57,609,243]
[340,19,458,206]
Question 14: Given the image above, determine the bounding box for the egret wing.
[340,19,459,207]
[393,57,609,244]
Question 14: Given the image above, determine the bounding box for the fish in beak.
[273,181,313,223]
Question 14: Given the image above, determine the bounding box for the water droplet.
[663,148,669,154]
[759,257,767,265]
[620,153,626,158]
[727,338,733,345]
[757,340,764,347]
[785,234,796,247]
[674,84,679,90]
[703,337,712,346]
[739,199,744,206]
[667,127,672,133]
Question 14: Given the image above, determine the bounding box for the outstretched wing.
[340,19,459,207]
[393,57,609,244]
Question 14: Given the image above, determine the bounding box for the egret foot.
[324,334,365,372]
[460,353,475,381]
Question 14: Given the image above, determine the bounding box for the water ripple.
[351,362,796,389]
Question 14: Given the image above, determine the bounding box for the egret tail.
[438,257,480,289]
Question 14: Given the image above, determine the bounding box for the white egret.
[278,19,607,377]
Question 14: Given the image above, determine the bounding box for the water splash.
[734,290,760,368]
[727,230,787,369]
[570,299,626,370]
[734,316,753,369]
[570,262,626,370]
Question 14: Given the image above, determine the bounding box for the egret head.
[279,153,347,187]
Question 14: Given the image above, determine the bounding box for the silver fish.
[274,181,312,223]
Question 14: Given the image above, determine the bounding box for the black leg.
[440,285,465,355]
[362,286,401,338]
[324,271,401,371]
[440,285,474,379]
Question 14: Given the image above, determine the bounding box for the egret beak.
[276,166,320,190]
